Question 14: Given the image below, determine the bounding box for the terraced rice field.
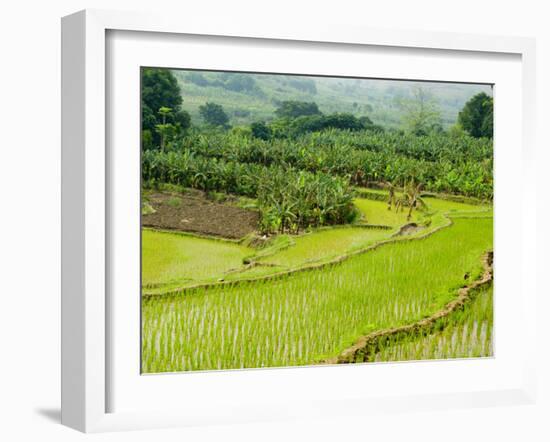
[141,203,493,373]
[142,230,252,290]
[374,286,493,362]
[354,198,420,226]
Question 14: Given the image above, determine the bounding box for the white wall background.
[0,1,548,441]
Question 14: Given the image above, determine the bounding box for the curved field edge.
[141,229,253,290]
[374,285,493,362]
[322,251,493,364]
[141,217,493,372]
[142,213,451,297]
[142,197,491,296]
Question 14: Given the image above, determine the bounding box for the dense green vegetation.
[458,92,494,139]
[199,102,230,128]
[142,151,356,233]
[142,129,493,206]
[141,68,191,149]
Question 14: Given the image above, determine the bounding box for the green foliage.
[141,149,357,233]
[274,100,321,119]
[256,169,356,234]
[289,113,364,135]
[141,129,154,150]
[230,126,253,138]
[166,129,493,199]
[199,102,230,128]
[250,121,272,140]
[141,68,191,148]
[142,68,182,117]
[458,92,493,138]
[260,113,384,138]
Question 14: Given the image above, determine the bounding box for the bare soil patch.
[142,190,259,239]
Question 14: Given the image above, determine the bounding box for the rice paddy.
[354,198,420,226]
[141,215,493,373]
[141,196,462,292]
[142,229,252,290]
[374,286,493,362]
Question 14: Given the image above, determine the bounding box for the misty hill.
[172,69,492,130]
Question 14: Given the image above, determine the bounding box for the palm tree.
[156,106,174,152]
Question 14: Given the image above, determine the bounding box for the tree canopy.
[141,68,191,149]
[199,102,230,127]
[250,121,272,140]
[274,101,322,119]
[458,92,493,138]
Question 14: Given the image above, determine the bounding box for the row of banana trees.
[171,129,493,199]
[177,129,493,166]
[142,150,355,233]
[257,169,355,234]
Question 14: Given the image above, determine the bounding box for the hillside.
[171,69,493,129]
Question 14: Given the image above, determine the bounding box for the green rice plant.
[354,198,420,227]
[141,217,492,373]
[423,196,492,214]
[142,197,482,290]
[142,229,253,290]
[374,286,493,362]
[257,227,390,268]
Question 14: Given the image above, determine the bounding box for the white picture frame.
[61,9,537,433]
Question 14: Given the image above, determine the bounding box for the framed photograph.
[61,9,537,432]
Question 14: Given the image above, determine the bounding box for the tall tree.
[155,107,175,151]
[141,68,191,148]
[401,86,442,136]
[458,92,493,138]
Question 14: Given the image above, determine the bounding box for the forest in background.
[171,70,493,129]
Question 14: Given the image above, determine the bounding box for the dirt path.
[321,251,493,364]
